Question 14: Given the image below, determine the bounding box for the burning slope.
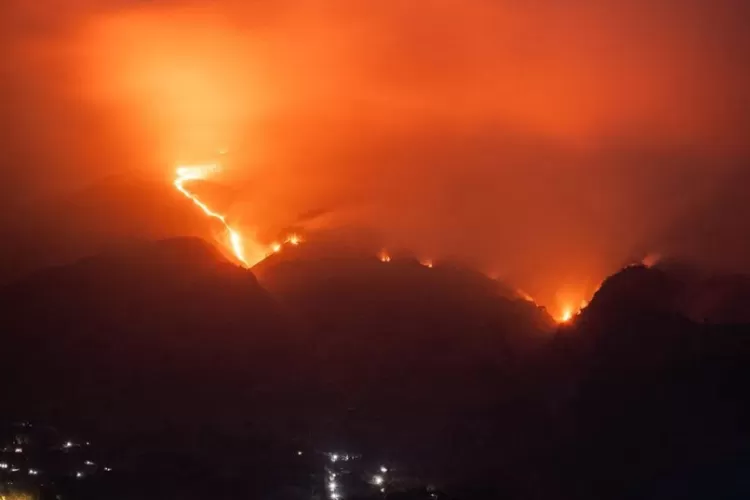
[173,163,307,268]
[173,164,249,267]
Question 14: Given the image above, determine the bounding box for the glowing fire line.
[173,163,605,323]
[174,164,248,267]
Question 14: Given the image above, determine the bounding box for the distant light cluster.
[323,449,391,499]
[1,428,110,490]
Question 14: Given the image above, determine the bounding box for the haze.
[2,0,749,313]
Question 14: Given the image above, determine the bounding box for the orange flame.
[557,299,590,323]
[286,234,302,246]
[174,164,248,267]
[379,250,391,263]
[559,308,574,323]
[516,289,537,304]
[264,234,303,256]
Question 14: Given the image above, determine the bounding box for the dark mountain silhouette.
[578,262,750,326]
[545,264,750,499]
[0,175,219,285]
[254,241,555,352]
[253,242,555,403]
[583,264,684,317]
[0,236,559,486]
[251,241,558,477]
[0,237,293,427]
[2,239,750,499]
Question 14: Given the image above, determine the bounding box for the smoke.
[2,0,749,310]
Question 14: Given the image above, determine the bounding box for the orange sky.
[2,0,749,315]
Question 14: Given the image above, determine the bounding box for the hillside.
[0,237,291,426]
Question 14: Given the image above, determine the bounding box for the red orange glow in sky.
[3,0,750,319]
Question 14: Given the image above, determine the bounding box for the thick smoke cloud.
[2,0,749,311]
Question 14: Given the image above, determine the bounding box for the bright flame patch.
[174,164,248,267]
[559,308,573,323]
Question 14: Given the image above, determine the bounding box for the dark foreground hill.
[2,243,750,499]
[0,175,217,285]
[253,241,555,394]
[546,264,750,499]
[253,243,558,477]
[0,238,293,427]
[0,238,556,460]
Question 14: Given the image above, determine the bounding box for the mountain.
[0,237,293,427]
[0,175,216,285]
[0,236,558,483]
[254,242,555,358]
[4,236,748,499]
[252,241,557,471]
[253,241,555,384]
[577,262,750,326]
[547,263,750,499]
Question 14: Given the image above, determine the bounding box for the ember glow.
[286,234,302,246]
[557,298,592,324]
[559,308,574,323]
[516,290,537,304]
[173,164,249,267]
[642,253,661,268]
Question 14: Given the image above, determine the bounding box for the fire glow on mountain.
[173,164,249,267]
[174,163,306,268]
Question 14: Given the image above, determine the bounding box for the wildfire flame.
[559,308,573,323]
[286,234,302,246]
[173,164,604,324]
[557,299,590,323]
[174,164,249,267]
[516,289,537,304]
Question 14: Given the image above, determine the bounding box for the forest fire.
[173,164,249,267]
[175,163,308,266]
[286,234,302,246]
[557,299,591,324]
[559,308,574,323]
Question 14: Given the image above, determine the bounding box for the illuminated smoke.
[642,252,661,268]
[516,289,537,304]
